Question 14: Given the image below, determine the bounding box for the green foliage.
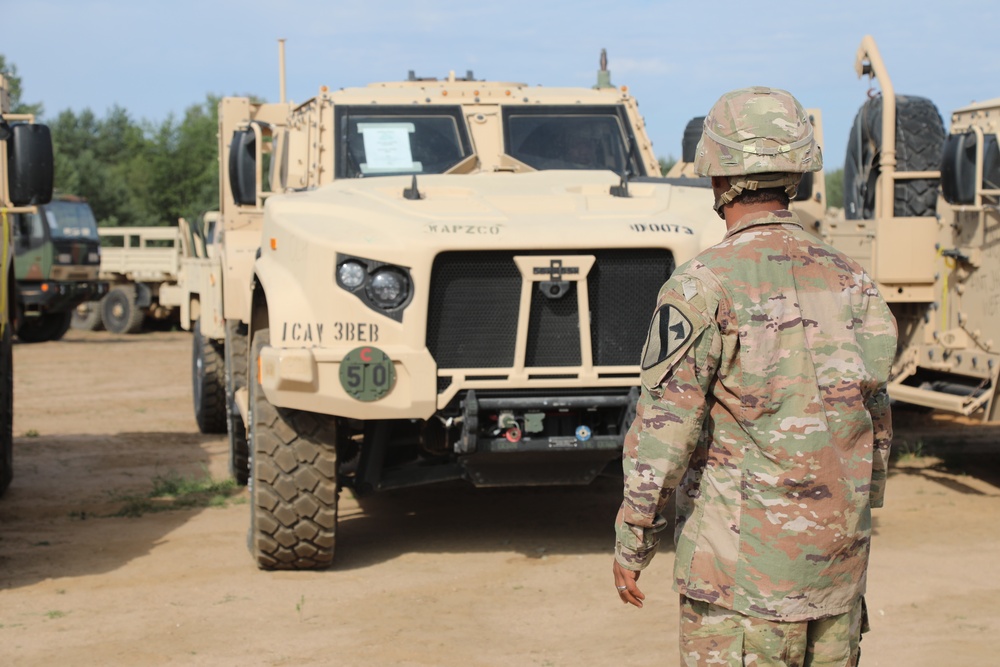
[48,98,221,227]
[825,168,844,211]
[111,469,241,517]
[658,156,677,176]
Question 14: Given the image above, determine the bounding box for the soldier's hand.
[612,559,645,608]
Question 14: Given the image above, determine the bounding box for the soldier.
[611,87,897,666]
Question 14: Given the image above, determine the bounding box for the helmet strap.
[712,173,802,218]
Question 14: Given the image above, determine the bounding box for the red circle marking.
[360,347,373,363]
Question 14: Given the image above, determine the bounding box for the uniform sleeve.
[860,280,897,510]
[867,386,892,508]
[614,277,721,571]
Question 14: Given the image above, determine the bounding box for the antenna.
[278,39,287,103]
[594,49,613,89]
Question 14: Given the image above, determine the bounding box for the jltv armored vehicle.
[191,49,732,569]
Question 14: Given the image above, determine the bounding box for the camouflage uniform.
[614,87,897,664]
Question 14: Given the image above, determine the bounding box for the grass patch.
[110,469,241,518]
[296,595,306,622]
[24,429,39,438]
[45,610,67,620]
[893,438,927,464]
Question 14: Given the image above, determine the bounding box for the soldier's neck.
[723,202,788,231]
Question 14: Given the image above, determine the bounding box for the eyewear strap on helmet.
[702,125,814,156]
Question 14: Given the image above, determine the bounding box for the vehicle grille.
[426,249,674,370]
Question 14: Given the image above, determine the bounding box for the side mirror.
[7,123,54,206]
[228,129,256,206]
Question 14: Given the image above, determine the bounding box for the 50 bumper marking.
[339,346,397,401]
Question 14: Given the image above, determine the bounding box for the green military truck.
[1,73,55,495]
[11,195,107,342]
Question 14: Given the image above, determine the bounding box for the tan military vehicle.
[822,35,1000,421]
[192,46,728,569]
[74,217,212,334]
[0,73,55,495]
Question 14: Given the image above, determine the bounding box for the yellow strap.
[935,247,955,333]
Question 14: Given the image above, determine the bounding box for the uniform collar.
[724,209,802,239]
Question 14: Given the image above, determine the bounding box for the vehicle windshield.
[44,201,99,240]
[504,108,637,174]
[338,106,473,178]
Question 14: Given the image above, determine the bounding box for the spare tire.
[681,116,705,163]
[844,95,945,219]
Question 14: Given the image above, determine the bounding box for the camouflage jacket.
[614,209,897,621]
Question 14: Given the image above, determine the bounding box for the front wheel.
[16,311,73,343]
[248,326,339,570]
[192,320,226,434]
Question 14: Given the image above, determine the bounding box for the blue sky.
[4,0,999,172]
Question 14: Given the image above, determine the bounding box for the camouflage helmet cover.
[694,86,823,177]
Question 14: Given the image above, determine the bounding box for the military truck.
[1,73,55,494]
[73,218,210,334]
[10,195,107,342]
[193,46,730,569]
[822,35,1000,421]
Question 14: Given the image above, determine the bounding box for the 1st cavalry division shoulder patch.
[641,303,693,370]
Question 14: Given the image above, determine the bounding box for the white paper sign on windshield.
[46,209,75,237]
[358,122,421,174]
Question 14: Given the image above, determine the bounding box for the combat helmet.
[694,86,822,215]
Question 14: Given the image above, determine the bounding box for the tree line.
[3,54,844,228]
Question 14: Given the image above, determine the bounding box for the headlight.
[366,268,409,309]
[88,252,99,263]
[338,261,367,289]
[57,253,72,264]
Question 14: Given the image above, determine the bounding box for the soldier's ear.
[710,176,729,191]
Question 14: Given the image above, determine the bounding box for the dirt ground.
[1,330,998,666]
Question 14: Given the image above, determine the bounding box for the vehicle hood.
[262,170,725,257]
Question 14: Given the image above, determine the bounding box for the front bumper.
[19,280,109,314]
[259,344,439,419]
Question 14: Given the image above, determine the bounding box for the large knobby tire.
[248,327,339,570]
[0,319,13,496]
[72,301,105,331]
[102,286,146,334]
[225,319,250,485]
[16,311,73,343]
[844,95,945,220]
[192,319,227,434]
[681,116,705,163]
